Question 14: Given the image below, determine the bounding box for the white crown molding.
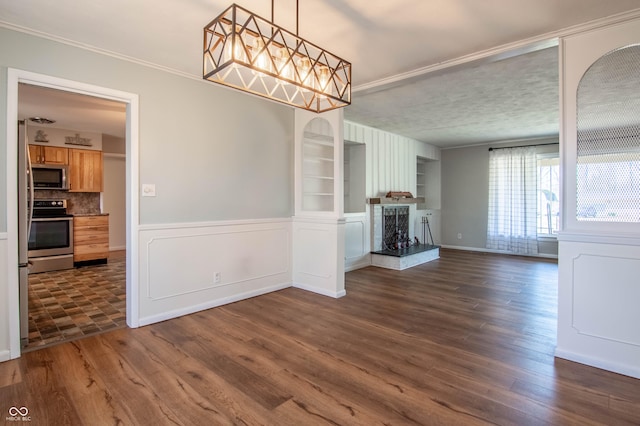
[0,20,323,111]
[354,8,640,94]
[3,7,640,100]
[0,20,200,82]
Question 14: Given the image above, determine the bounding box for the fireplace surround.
[369,203,439,270]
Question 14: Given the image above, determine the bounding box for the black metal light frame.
[203,3,351,113]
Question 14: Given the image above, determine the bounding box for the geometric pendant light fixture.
[203,2,351,113]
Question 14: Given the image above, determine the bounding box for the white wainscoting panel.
[138,219,292,326]
[295,228,331,278]
[573,254,640,346]
[557,239,640,379]
[293,218,346,298]
[345,213,370,271]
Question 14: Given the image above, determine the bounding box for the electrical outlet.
[142,184,156,197]
[214,272,221,284]
[457,233,462,240]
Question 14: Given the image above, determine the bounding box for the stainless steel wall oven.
[28,199,74,273]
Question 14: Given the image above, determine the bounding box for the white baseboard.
[441,244,558,259]
[555,347,640,380]
[293,282,346,298]
[0,349,11,362]
[345,258,371,272]
[138,282,291,326]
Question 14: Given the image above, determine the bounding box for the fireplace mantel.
[367,197,425,205]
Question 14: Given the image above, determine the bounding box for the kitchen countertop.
[72,213,109,217]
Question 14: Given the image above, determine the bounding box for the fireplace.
[369,201,440,270]
[382,206,410,250]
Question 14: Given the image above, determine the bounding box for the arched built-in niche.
[576,45,640,223]
[301,117,335,212]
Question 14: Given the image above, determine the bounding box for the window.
[537,155,560,235]
[487,146,539,255]
[488,146,560,255]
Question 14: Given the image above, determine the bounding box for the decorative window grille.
[577,45,640,222]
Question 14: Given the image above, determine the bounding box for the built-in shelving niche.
[302,118,334,212]
[416,157,428,210]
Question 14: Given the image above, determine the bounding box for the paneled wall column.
[557,17,640,379]
[292,109,345,297]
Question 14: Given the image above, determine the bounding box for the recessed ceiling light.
[29,117,56,124]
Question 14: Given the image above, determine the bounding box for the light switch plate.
[142,184,156,197]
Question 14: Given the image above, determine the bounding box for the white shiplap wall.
[344,121,439,198]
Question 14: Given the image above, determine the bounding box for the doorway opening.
[20,84,127,351]
[7,69,140,359]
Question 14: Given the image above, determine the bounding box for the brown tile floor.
[25,251,126,352]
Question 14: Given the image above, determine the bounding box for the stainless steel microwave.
[31,164,69,190]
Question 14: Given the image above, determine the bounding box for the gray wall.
[0,27,294,232]
[103,134,125,154]
[441,137,559,255]
[441,144,490,248]
[103,154,126,249]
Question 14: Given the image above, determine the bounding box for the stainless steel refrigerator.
[18,120,34,347]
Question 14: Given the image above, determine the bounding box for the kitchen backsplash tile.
[34,190,101,214]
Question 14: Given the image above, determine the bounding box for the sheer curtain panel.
[487,146,539,254]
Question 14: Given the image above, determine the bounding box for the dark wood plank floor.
[1,249,639,425]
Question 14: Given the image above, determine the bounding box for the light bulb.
[297,57,314,89]
[223,25,247,63]
[275,48,293,83]
[252,38,272,73]
[318,65,331,94]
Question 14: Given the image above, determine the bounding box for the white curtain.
[487,146,538,255]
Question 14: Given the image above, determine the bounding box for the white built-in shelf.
[304,157,334,163]
[302,128,334,212]
[303,132,334,145]
[416,158,427,210]
[304,175,334,180]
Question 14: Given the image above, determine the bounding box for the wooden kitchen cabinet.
[74,215,109,263]
[69,148,103,192]
[29,144,68,164]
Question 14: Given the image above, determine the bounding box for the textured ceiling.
[18,84,126,138]
[2,1,640,145]
[345,47,560,147]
